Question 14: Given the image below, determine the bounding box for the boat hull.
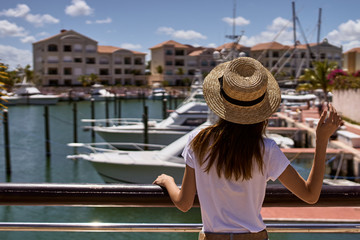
[91,161,185,184]
[95,128,188,146]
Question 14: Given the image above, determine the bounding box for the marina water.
[0,100,357,239]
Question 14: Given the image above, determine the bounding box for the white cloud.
[0,4,30,18]
[86,17,112,24]
[65,0,94,17]
[207,43,217,48]
[21,36,36,43]
[25,14,59,27]
[241,17,293,46]
[326,19,360,48]
[156,26,207,40]
[120,43,142,50]
[0,20,27,37]
[222,16,250,26]
[0,45,32,70]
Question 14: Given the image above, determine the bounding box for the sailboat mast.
[317,8,322,60]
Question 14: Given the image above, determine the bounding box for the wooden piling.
[162,98,167,119]
[90,98,95,140]
[3,109,11,176]
[143,105,149,147]
[73,102,77,143]
[117,97,122,119]
[105,97,109,127]
[44,106,51,157]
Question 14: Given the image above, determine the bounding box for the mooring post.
[118,97,122,119]
[143,105,149,147]
[114,93,117,117]
[44,105,51,157]
[73,102,77,143]
[3,109,11,176]
[162,98,167,119]
[105,97,109,127]
[91,98,95,141]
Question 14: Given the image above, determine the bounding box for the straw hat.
[203,57,281,124]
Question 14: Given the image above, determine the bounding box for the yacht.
[90,83,115,101]
[85,73,208,146]
[2,77,59,105]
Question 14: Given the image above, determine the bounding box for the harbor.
[0,97,360,239]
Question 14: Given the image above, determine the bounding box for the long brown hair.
[190,118,267,181]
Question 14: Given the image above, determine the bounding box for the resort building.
[149,40,216,86]
[32,30,147,86]
[251,39,342,80]
[343,47,360,74]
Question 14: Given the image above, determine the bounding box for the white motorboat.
[148,83,169,100]
[84,74,208,146]
[68,121,294,184]
[67,123,203,184]
[2,77,59,105]
[90,83,115,101]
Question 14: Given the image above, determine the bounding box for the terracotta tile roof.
[97,45,146,55]
[251,41,289,51]
[33,29,97,44]
[188,50,204,56]
[344,47,360,54]
[149,40,190,49]
[216,42,247,51]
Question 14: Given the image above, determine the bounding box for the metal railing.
[0,183,359,233]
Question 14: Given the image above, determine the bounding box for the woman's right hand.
[316,104,343,141]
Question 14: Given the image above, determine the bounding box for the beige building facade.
[343,48,360,74]
[33,30,147,86]
[149,40,216,86]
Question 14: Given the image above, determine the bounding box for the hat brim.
[203,61,281,124]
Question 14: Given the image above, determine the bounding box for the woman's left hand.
[153,174,174,187]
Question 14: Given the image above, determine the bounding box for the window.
[74,68,82,75]
[175,59,184,66]
[48,68,58,75]
[124,68,132,74]
[175,49,184,56]
[166,61,173,66]
[115,78,122,85]
[99,69,109,75]
[64,68,72,75]
[73,44,82,52]
[201,60,208,66]
[63,56,72,62]
[99,57,109,64]
[115,68,122,74]
[273,51,279,58]
[48,44,58,52]
[166,70,173,75]
[49,79,58,86]
[124,57,131,64]
[85,44,96,53]
[134,58,142,65]
[86,68,96,75]
[74,58,82,63]
[64,45,72,52]
[114,57,122,64]
[165,50,173,55]
[86,58,96,64]
[64,79,72,86]
[47,56,58,63]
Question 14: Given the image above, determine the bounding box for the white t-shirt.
[182,130,290,233]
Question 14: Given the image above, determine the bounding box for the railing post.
[105,97,109,127]
[3,109,11,176]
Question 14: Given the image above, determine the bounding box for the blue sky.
[1,0,360,70]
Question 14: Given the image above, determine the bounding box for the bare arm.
[153,165,196,212]
[278,104,343,204]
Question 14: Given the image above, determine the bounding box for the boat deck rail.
[82,117,163,126]
[0,183,359,233]
[67,142,166,153]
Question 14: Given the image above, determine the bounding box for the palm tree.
[298,60,337,102]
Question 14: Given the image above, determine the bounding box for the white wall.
[333,89,360,122]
